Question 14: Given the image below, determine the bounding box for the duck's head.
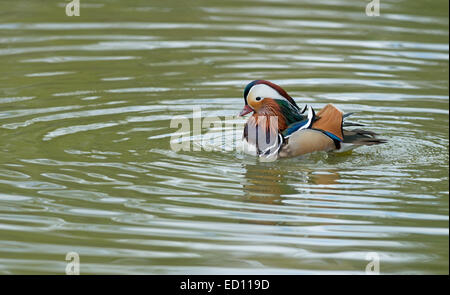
[239,80,300,116]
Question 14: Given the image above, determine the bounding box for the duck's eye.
[255,96,262,101]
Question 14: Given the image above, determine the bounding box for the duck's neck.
[243,102,304,144]
[248,112,288,134]
[254,100,304,133]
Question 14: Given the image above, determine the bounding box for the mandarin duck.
[239,80,386,160]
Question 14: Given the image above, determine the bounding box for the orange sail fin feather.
[312,104,344,141]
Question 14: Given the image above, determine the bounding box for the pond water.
[0,0,448,274]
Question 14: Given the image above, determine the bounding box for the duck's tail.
[343,129,387,146]
[342,112,387,146]
[333,128,386,153]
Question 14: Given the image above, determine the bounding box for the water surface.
[0,0,448,274]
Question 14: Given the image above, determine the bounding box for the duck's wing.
[279,104,387,157]
[312,104,387,148]
[279,104,341,157]
[311,103,344,142]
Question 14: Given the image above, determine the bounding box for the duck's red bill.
[239,105,253,116]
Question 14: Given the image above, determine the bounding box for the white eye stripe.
[248,84,287,102]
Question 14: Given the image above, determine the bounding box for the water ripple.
[0,0,447,275]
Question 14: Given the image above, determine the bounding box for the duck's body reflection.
[240,158,340,225]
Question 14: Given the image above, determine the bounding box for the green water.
[0,0,448,274]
